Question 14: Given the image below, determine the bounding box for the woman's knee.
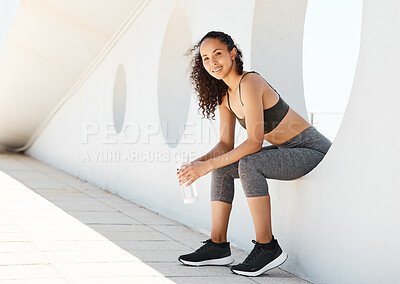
[211,166,226,179]
[238,154,257,177]
[210,176,234,204]
[238,154,270,197]
[210,162,238,204]
[211,161,239,179]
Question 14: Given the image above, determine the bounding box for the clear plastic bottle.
[176,157,198,204]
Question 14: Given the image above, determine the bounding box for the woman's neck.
[223,69,246,93]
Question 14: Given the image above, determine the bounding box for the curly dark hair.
[185,31,244,119]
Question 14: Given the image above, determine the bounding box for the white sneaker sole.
[231,251,288,277]
[179,255,234,266]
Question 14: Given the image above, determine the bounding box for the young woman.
[177,31,332,277]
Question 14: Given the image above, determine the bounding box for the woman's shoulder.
[240,71,265,92]
[242,70,261,77]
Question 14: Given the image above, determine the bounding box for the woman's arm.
[207,140,261,169]
[207,75,265,170]
[194,100,236,162]
[177,96,236,185]
[179,75,265,186]
[193,142,233,162]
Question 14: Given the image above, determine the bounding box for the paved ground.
[0,152,310,283]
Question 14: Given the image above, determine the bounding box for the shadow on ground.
[0,152,309,284]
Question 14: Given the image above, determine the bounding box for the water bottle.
[176,157,198,204]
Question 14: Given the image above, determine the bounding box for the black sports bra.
[226,71,290,134]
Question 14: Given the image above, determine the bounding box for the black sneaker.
[230,238,288,277]
[178,239,234,266]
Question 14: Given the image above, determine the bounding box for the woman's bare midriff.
[264,107,311,145]
[223,71,311,146]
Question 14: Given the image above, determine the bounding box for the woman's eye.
[216,52,221,56]
[203,58,208,61]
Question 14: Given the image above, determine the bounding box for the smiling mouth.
[212,67,222,73]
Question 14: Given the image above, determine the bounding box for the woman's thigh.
[212,144,280,177]
[239,147,325,181]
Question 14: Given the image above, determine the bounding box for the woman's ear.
[231,48,237,60]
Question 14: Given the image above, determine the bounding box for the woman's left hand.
[177,160,212,187]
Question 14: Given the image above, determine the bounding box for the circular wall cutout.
[251,0,309,120]
[113,64,127,134]
[303,0,363,141]
[158,7,192,148]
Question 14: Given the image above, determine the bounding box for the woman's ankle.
[256,233,273,244]
[210,236,227,244]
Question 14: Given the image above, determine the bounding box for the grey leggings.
[211,126,332,204]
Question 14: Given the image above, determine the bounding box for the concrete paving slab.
[2,170,70,189]
[66,276,174,284]
[15,223,92,232]
[34,195,86,203]
[34,188,85,196]
[67,211,140,225]
[43,172,94,188]
[94,194,142,209]
[126,249,189,262]
[150,224,207,242]
[88,223,153,232]
[0,157,33,171]
[0,279,69,284]
[0,198,59,210]
[0,264,60,280]
[5,154,52,168]
[53,262,163,278]
[22,229,106,241]
[168,276,256,284]
[73,182,108,191]
[0,242,38,253]
[32,240,121,252]
[0,152,310,283]
[0,189,40,201]
[42,250,138,263]
[114,240,191,251]
[0,251,49,265]
[98,230,172,241]
[0,217,15,225]
[0,225,20,232]
[123,209,181,225]
[146,262,240,278]
[251,269,310,284]
[0,177,28,188]
[0,232,28,242]
[47,200,118,212]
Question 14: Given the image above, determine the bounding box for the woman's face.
[199,38,236,79]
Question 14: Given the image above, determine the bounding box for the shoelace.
[195,239,214,253]
[243,240,265,265]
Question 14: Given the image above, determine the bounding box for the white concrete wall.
[0,0,19,52]
[0,0,19,151]
[251,0,308,120]
[0,0,142,149]
[269,1,400,283]
[23,0,400,283]
[26,0,258,248]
